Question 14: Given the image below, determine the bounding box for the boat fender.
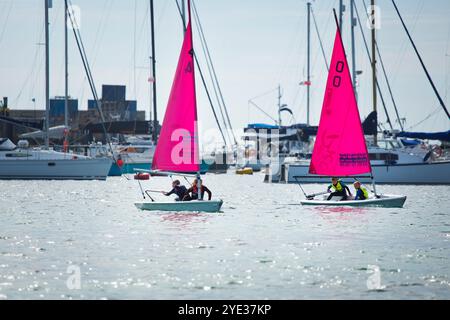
[432,146,443,159]
[423,151,432,162]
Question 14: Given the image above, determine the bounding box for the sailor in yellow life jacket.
[327,177,352,201]
[353,181,369,200]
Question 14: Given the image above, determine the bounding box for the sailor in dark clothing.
[327,177,352,201]
[164,180,187,201]
[183,179,212,201]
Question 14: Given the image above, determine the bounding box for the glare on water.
[0,173,449,299]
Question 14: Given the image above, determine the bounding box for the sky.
[0,0,449,141]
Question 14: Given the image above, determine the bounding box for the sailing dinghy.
[135,0,223,213]
[301,194,406,208]
[300,12,406,208]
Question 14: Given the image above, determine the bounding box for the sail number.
[333,61,345,88]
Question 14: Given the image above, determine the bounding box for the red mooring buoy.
[134,173,150,180]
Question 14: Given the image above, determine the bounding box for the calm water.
[0,173,449,300]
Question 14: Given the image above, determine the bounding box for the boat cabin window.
[369,153,399,161]
[5,153,31,158]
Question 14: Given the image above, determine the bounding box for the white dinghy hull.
[135,200,223,213]
[300,194,406,208]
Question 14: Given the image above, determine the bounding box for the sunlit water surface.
[0,173,449,299]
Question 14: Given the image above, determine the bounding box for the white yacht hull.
[285,161,450,184]
[0,158,112,180]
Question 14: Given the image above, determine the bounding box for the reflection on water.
[311,206,370,221]
[160,213,211,227]
[0,175,449,299]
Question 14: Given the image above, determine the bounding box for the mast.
[44,0,50,148]
[371,0,377,145]
[307,1,311,126]
[278,85,282,127]
[150,0,158,143]
[350,0,357,99]
[175,0,227,146]
[339,0,344,35]
[181,0,186,32]
[186,0,202,196]
[354,1,394,130]
[64,0,69,151]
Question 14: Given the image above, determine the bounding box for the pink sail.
[309,26,372,176]
[152,20,200,172]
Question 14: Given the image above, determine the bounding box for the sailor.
[327,177,352,201]
[353,181,369,200]
[163,180,188,201]
[183,179,212,201]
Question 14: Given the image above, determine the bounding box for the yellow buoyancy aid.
[360,187,369,199]
[331,181,344,192]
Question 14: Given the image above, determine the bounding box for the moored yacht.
[0,138,112,180]
[282,140,450,184]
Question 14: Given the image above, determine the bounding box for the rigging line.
[273,6,304,89]
[360,0,403,131]
[174,0,228,147]
[296,36,323,120]
[74,0,108,100]
[354,2,394,130]
[13,0,64,106]
[0,117,43,132]
[67,0,116,164]
[445,24,450,104]
[156,0,169,26]
[406,105,442,130]
[191,4,233,147]
[0,0,13,46]
[391,0,450,120]
[249,87,279,102]
[13,43,41,107]
[391,0,424,86]
[174,0,186,32]
[133,0,151,101]
[192,0,237,146]
[29,24,46,105]
[295,4,335,120]
[191,11,229,134]
[311,6,329,71]
[248,100,277,123]
[91,0,114,66]
[193,54,228,147]
[133,0,138,98]
[77,0,113,100]
[133,5,152,102]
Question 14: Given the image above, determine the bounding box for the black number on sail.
[332,61,345,88]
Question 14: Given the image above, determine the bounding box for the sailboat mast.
[371,0,377,145]
[307,1,311,126]
[181,0,186,32]
[44,0,50,148]
[339,0,344,35]
[150,0,158,143]
[350,0,357,100]
[278,85,282,126]
[64,0,69,153]
[186,0,202,193]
